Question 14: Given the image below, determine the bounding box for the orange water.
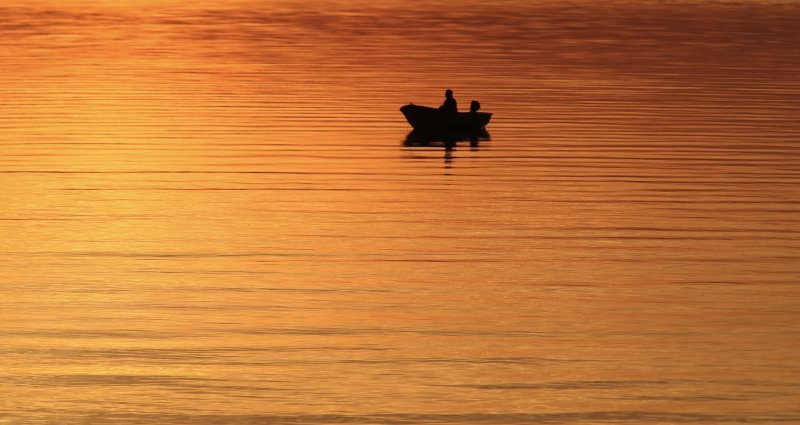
[1,0,799,423]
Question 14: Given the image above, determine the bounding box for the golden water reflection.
[1,0,799,423]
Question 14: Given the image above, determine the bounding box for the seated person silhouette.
[439,89,458,114]
[470,100,480,113]
[468,100,482,128]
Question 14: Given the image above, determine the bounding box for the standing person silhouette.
[439,89,458,114]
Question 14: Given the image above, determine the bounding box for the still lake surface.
[1,0,799,423]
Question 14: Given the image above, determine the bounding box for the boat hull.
[400,104,491,130]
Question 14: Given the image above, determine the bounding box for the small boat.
[400,104,491,130]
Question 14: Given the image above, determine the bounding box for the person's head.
[445,89,453,99]
[470,100,480,112]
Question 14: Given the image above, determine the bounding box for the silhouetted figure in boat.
[470,100,480,113]
[469,100,481,128]
[439,89,458,114]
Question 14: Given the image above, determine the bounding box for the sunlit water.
[1,0,799,423]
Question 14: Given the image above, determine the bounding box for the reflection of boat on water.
[403,128,490,166]
[403,128,490,147]
[400,104,491,131]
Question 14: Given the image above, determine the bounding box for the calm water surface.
[1,0,799,423]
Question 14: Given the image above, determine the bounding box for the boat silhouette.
[400,104,491,131]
